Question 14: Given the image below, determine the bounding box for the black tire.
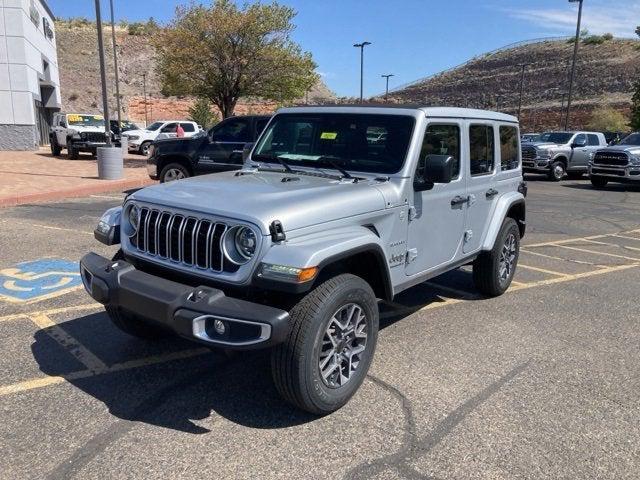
[160,162,190,183]
[473,218,520,297]
[548,160,566,181]
[567,171,584,180]
[50,138,61,156]
[590,176,608,189]
[140,141,152,156]
[271,273,379,414]
[105,250,169,340]
[68,144,79,160]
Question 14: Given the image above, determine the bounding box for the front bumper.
[589,165,640,182]
[70,141,107,151]
[522,157,551,172]
[80,252,290,349]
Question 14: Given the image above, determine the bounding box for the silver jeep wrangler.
[81,106,527,414]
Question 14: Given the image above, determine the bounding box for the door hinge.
[408,206,417,221]
[406,248,418,264]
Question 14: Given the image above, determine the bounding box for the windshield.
[67,114,104,127]
[539,132,573,144]
[146,122,163,131]
[252,113,415,174]
[619,133,640,146]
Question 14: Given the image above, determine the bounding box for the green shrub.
[583,35,605,45]
[602,33,613,40]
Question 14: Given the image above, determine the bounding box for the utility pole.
[517,63,530,119]
[381,74,394,101]
[94,0,111,146]
[353,41,371,103]
[142,73,148,126]
[565,0,584,130]
[109,0,122,132]
[495,94,502,111]
[559,92,568,129]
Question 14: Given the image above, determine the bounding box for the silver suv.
[521,131,607,181]
[81,106,527,414]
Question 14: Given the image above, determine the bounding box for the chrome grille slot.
[132,207,236,273]
[521,146,536,160]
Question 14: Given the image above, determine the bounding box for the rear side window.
[469,125,495,176]
[499,126,519,171]
[180,123,195,132]
[587,134,600,146]
[420,124,461,179]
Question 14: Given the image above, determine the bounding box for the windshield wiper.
[253,154,293,173]
[316,156,355,180]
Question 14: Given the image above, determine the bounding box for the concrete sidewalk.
[0,148,155,207]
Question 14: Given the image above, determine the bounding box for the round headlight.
[223,226,257,265]
[127,205,140,233]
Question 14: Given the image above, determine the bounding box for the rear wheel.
[160,162,190,183]
[548,161,565,181]
[140,141,152,156]
[271,274,379,414]
[590,176,608,189]
[50,138,61,156]
[473,218,520,297]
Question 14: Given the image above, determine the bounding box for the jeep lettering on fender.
[81,106,527,414]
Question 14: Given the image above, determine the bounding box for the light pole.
[559,92,567,129]
[495,94,502,111]
[565,0,583,130]
[517,63,530,119]
[381,74,394,101]
[142,73,148,126]
[94,0,111,146]
[353,41,371,103]
[109,0,122,132]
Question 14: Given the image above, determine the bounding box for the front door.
[568,133,589,170]
[196,117,251,173]
[406,122,466,276]
[463,123,498,254]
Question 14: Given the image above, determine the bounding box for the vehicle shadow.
[562,183,640,192]
[31,271,481,433]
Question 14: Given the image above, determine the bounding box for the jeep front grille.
[521,145,536,160]
[82,132,107,143]
[593,151,629,166]
[132,207,228,272]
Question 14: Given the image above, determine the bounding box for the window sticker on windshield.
[320,132,338,140]
[67,114,82,122]
[93,115,104,120]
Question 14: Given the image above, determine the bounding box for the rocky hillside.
[385,37,640,131]
[54,20,335,123]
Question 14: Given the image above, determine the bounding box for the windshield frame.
[251,112,417,175]
[618,133,640,146]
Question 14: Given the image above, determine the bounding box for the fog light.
[214,319,226,335]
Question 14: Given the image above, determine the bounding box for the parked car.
[521,130,607,181]
[50,113,108,159]
[521,133,540,143]
[81,105,526,414]
[588,132,640,189]
[147,115,271,183]
[126,120,200,155]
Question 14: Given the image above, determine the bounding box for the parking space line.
[29,223,93,235]
[0,303,100,324]
[555,244,640,262]
[519,249,604,267]
[30,313,108,372]
[580,238,640,252]
[517,264,568,277]
[610,234,640,242]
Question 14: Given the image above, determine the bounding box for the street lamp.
[517,63,530,119]
[353,41,371,103]
[142,73,148,126]
[565,0,584,130]
[94,0,111,146]
[559,91,568,129]
[109,0,122,133]
[381,74,394,101]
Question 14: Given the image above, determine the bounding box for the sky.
[48,0,640,98]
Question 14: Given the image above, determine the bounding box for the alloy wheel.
[498,233,517,284]
[164,168,185,182]
[319,303,368,388]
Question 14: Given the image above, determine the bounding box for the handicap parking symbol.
[0,258,82,303]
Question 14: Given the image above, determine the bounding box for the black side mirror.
[414,154,455,191]
[242,142,255,161]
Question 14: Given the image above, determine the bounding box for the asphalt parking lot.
[1,178,639,479]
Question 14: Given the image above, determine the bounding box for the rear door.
[195,117,251,173]
[463,122,498,254]
[405,121,467,276]
[180,122,196,137]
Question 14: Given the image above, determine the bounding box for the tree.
[586,106,628,132]
[630,80,640,131]
[154,0,318,118]
[636,26,640,38]
[188,98,219,130]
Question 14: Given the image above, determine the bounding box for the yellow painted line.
[517,263,568,277]
[511,280,527,287]
[0,285,85,305]
[0,302,100,323]
[524,233,611,248]
[580,238,640,252]
[555,244,640,262]
[30,313,108,372]
[520,249,605,267]
[424,281,479,299]
[610,234,640,242]
[108,347,210,372]
[0,376,68,396]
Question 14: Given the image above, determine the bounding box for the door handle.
[232,150,243,154]
[486,188,499,199]
[450,195,469,207]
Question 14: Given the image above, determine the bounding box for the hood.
[129,170,388,234]
[600,144,640,155]
[527,142,562,149]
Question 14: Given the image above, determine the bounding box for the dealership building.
[0,0,60,150]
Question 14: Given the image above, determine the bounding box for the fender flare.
[156,153,195,174]
[481,193,526,251]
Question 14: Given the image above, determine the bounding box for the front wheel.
[271,274,379,414]
[50,139,61,156]
[159,162,190,183]
[140,141,152,156]
[473,218,520,297]
[590,176,608,189]
[548,161,565,181]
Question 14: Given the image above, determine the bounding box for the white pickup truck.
[125,121,200,155]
